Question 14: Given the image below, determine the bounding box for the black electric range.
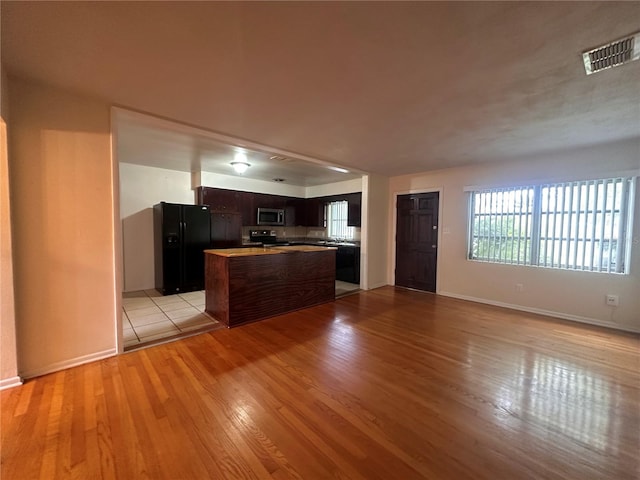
[249,230,290,246]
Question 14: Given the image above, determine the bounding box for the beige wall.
[1,66,20,388]
[9,77,118,378]
[389,138,640,332]
[362,174,389,290]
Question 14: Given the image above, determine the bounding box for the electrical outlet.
[606,294,619,307]
[515,283,524,292]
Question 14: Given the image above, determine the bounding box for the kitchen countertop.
[270,245,338,252]
[205,247,282,257]
[242,239,360,247]
[206,245,337,257]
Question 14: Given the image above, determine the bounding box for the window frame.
[467,176,636,274]
[326,200,355,240]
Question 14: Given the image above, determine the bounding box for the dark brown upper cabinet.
[197,187,255,226]
[196,187,239,213]
[196,186,361,228]
[347,192,362,227]
[305,198,325,227]
[285,197,307,227]
[239,191,255,226]
[253,193,287,210]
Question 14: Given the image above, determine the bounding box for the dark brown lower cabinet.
[197,185,362,228]
[336,246,360,284]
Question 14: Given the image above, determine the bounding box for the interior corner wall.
[388,138,640,333]
[362,174,390,290]
[306,178,362,198]
[119,162,194,292]
[8,77,117,378]
[0,66,20,388]
[199,171,306,198]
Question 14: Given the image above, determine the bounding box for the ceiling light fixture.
[231,161,250,174]
[231,151,250,174]
[328,166,350,173]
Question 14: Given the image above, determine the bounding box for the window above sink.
[326,201,355,241]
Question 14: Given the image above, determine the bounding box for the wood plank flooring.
[2,286,639,479]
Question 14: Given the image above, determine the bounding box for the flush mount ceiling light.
[231,161,250,174]
[582,31,640,75]
[231,152,250,174]
[328,166,350,173]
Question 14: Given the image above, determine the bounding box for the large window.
[468,176,636,274]
[326,201,355,240]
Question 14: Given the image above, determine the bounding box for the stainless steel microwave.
[257,208,285,226]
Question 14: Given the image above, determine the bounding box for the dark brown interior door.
[395,192,439,292]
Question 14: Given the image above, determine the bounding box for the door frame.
[391,188,443,293]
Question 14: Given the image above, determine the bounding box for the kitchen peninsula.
[205,245,337,327]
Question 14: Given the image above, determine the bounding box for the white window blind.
[326,201,355,240]
[468,177,635,274]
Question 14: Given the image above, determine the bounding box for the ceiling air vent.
[270,155,293,163]
[582,32,640,75]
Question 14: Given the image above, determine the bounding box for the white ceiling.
[115,108,364,186]
[2,2,639,182]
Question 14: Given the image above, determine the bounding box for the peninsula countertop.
[205,245,337,257]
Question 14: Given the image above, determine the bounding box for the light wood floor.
[2,287,639,479]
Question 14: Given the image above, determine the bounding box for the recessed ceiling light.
[328,166,350,173]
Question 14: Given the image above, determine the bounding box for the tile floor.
[123,281,361,349]
[122,289,219,349]
[335,280,360,297]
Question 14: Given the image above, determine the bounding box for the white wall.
[306,178,363,198]
[199,171,306,197]
[119,163,195,292]
[388,138,640,332]
[361,174,390,290]
[9,77,117,378]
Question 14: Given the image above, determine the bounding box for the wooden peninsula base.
[205,246,336,327]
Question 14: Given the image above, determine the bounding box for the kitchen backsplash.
[242,226,361,242]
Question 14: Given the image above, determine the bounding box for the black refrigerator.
[153,202,211,295]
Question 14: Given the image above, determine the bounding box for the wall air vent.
[582,32,640,75]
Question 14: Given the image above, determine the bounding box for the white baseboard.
[438,291,640,334]
[364,281,388,291]
[0,376,23,391]
[20,348,117,380]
